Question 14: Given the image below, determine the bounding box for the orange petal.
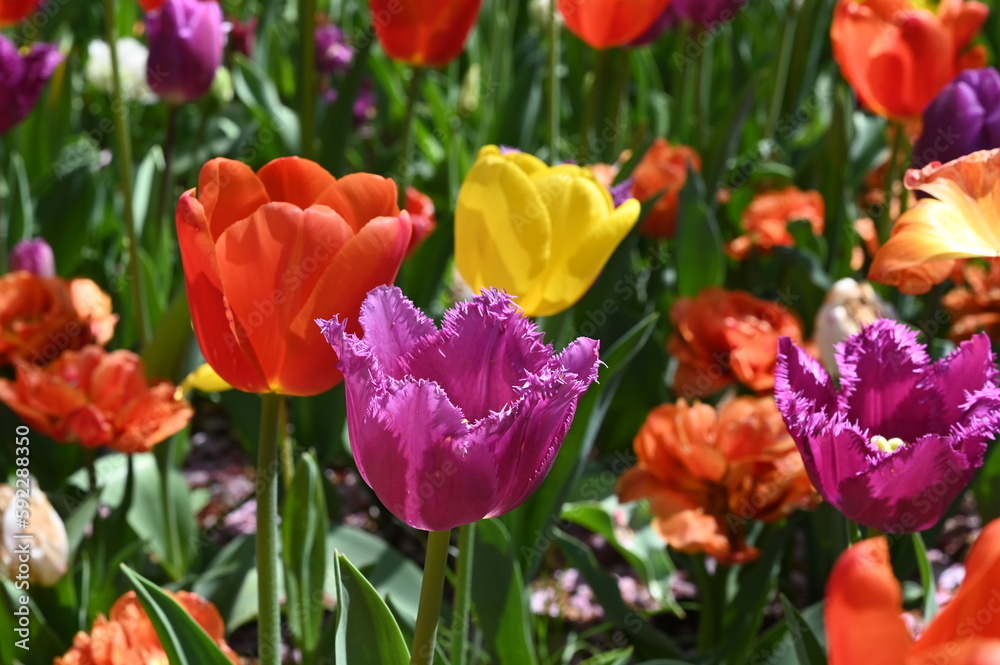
[256,157,338,209]
[313,173,400,234]
[825,537,912,665]
[195,158,271,241]
[214,202,355,396]
[910,640,1000,665]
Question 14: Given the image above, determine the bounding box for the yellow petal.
[454,147,552,309]
[180,363,233,395]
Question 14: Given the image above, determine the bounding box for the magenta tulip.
[145,0,223,104]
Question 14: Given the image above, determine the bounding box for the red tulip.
[176,157,412,396]
[0,0,40,26]
[369,0,483,67]
[558,0,674,49]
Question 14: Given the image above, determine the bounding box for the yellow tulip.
[455,145,641,317]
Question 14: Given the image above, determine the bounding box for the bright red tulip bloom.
[559,0,674,49]
[369,0,482,67]
[176,157,412,396]
[826,519,1000,665]
[0,0,39,26]
[831,0,989,119]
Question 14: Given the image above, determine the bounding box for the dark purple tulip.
[146,0,224,104]
[913,68,1000,169]
[775,319,1000,533]
[227,16,257,58]
[317,286,600,532]
[9,238,55,277]
[0,37,62,134]
[315,24,353,75]
[664,0,748,26]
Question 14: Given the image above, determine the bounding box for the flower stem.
[100,0,148,347]
[279,394,294,489]
[299,0,317,159]
[547,0,560,164]
[876,122,908,244]
[764,0,800,142]
[844,517,863,545]
[153,103,179,245]
[691,554,719,653]
[257,392,284,665]
[450,523,475,665]
[410,529,452,665]
[397,67,424,206]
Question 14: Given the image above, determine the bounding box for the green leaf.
[119,565,236,665]
[675,168,724,297]
[911,533,938,622]
[332,552,410,665]
[578,648,634,665]
[282,452,329,659]
[470,519,538,665]
[973,443,1000,523]
[778,595,827,665]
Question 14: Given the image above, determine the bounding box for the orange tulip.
[0,345,192,454]
[369,0,482,67]
[830,0,989,119]
[826,518,1000,665]
[631,138,701,238]
[55,590,239,665]
[617,397,817,564]
[558,0,673,49]
[943,258,1000,343]
[176,157,411,396]
[404,186,437,255]
[0,272,116,367]
[869,148,1000,294]
[726,187,825,260]
[668,287,804,397]
[0,0,39,25]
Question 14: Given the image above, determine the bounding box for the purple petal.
[403,289,552,421]
[835,320,938,441]
[0,38,62,134]
[837,434,974,532]
[774,336,837,437]
[930,333,999,426]
[791,414,873,505]
[608,178,635,208]
[353,379,498,532]
[356,285,437,379]
[950,384,1000,466]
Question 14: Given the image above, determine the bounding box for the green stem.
[450,523,475,665]
[547,0,560,164]
[845,517,864,545]
[100,0,148,347]
[764,0,799,142]
[691,554,719,653]
[299,0,317,159]
[912,532,938,621]
[410,530,452,665]
[156,436,182,579]
[397,68,424,206]
[84,448,98,493]
[257,392,284,665]
[279,395,294,490]
[877,122,908,244]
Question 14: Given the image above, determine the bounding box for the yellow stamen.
[871,435,907,453]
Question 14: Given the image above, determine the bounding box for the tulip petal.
[355,285,438,379]
[932,334,999,425]
[355,379,498,532]
[215,202,355,396]
[256,157,339,209]
[313,173,400,234]
[195,158,270,241]
[404,288,553,420]
[774,337,838,436]
[912,641,1000,665]
[455,147,553,313]
[824,537,912,665]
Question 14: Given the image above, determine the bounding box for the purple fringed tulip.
[315,24,353,74]
[775,319,1000,533]
[9,238,55,277]
[317,286,600,532]
[145,0,224,104]
[0,37,62,134]
[912,68,1000,169]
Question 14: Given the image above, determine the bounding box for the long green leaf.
[333,553,410,665]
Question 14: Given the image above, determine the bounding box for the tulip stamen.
[871,435,907,453]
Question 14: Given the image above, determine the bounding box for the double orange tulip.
[176,157,412,396]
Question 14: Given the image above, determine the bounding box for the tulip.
[55,590,239,664]
[369,0,483,67]
[775,319,1000,533]
[0,482,68,586]
[669,287,804,397]
[0,37,62,134]
[826,519,1000,665]
[315,23,353,74]
[9,238,55,278]
[663,0,747,26]
[631,138,701,237]
[0,0,39,25]
[404,186,437,255]
[813,278,896,377]
[830,0,989,119]
[0,345,193,454]
[558,0,673,49]
[227,16,257,58]
[145,0,224,104]
[454,145,640,317]
[0,273,116,366]
[869,148,1000,294]
[726,187,825,260]
[176,157,411,396]
[617,397,817,564]
[913,67,1000,169]
[317,286,600,532]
